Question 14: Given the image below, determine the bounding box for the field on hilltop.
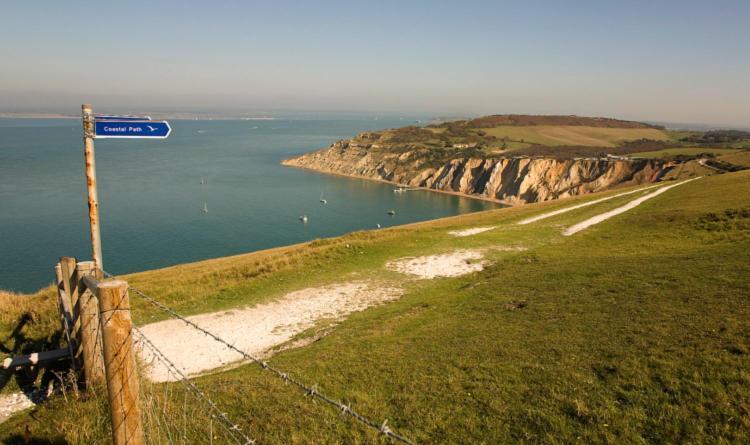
[366,114,671,152]
[478,124,669,148]
[628,147,740,158]
[2,170,750,443]
[716,150,750,167]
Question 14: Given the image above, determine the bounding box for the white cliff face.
[282,141,668,205]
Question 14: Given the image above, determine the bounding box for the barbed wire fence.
[102,270,414,444]
[133,325,255,444]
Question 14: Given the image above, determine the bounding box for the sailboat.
[319,192,327,204]
[202,202,208,214]
[200,177,206,185]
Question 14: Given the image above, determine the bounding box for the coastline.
[280,160,516,207]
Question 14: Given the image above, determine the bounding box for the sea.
[0,116,498,293]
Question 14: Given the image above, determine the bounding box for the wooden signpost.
[76,106,170,444]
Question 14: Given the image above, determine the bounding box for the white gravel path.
[386,250,486,279]
[448,227,495,237]
[563,178,700,236]
[517,183,663,225]
[136,282,403,382]
[0,392,34,424]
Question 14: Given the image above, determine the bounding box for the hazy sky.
[2,0,749,126]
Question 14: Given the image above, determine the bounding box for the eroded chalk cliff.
[282,140,670,204]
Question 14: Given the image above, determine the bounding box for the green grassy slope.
[2,171,749,443]
[719,151,750,167]
[628,147,741,158]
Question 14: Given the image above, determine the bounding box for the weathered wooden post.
[59,257,81,366]
[98,280,144,445]
[54,263,77,373]
[59,257,80,314]
[76,261,105,387]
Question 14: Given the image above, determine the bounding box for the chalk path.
[448,227,495,237]
[517,183,663,225]
[0,392,34,424]
[136,282,403,382]
[563,178,700,236]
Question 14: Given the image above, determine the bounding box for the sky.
[1,0,749,126]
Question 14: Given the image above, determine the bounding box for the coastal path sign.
[94,120,171,139]
[80,104,172,273]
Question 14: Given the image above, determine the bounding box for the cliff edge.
[282,140,668,204]
[282,114,681,204]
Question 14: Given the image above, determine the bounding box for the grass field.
[718,150,750,167]
[660,159,716,180]
[481,125,669,148]
[1,171,749,443]
[628,147,742,158]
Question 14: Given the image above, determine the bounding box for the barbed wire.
[102,270,414,444]
[132,325,255,445]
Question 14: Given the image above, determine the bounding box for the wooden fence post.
[59,257,80,310]
[59,257,82,365]
[76,261,105,387]
[54,263,77,373]
[98,280,144,445]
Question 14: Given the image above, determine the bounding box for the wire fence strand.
[132,325,255,445]
[103,270,414,444]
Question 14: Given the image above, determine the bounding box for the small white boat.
[394,187,414,193]
[376,223,381,228]
[299,215,308,223]
[200,177,206,185]
[202,202,208,214]
[387,209,396,216]
[320,199,327,204]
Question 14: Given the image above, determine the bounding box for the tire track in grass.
[562,177,701,236]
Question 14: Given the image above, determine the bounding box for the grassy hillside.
[2,171,750,443]
[370,115,671,153]
[628,147,741,158]
[718,151,750,167]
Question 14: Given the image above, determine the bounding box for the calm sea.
[0,117,497,293]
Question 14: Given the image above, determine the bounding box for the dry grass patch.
[0,290,58,345]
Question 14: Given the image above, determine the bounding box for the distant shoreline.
[0,113,78,119]
[0,114,279,121]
